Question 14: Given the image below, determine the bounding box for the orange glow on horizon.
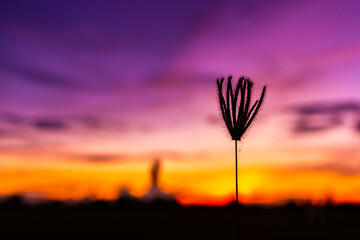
[1,162,360,206]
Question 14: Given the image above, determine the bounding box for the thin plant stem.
[216,76,266,240]
[235,140,239,239]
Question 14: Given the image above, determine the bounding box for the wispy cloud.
[205,114,222,126]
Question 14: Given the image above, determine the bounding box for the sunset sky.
[0,0,360,205]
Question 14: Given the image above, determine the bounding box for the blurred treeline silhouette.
[0,195,360,239]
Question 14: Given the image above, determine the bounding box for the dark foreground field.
[0,198,359,239]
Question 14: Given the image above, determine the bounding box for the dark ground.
[0,197,359,239]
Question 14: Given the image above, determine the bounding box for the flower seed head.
[217,75,266,140]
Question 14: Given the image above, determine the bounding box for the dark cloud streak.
[146,72,216,89]
[0,111,103,132]
[1,112,24,125]
[0,58,79,89]
[33,119,67,131]
[81,154,125,163]
[291,101,360,134]
[295,102,360,115]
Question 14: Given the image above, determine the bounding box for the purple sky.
[0,0,360,202]
[1,0,359,149]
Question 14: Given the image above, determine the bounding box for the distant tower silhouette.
[151,159,160,188]
[141,158,176,202]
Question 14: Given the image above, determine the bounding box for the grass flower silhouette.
[216,75,266,239]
